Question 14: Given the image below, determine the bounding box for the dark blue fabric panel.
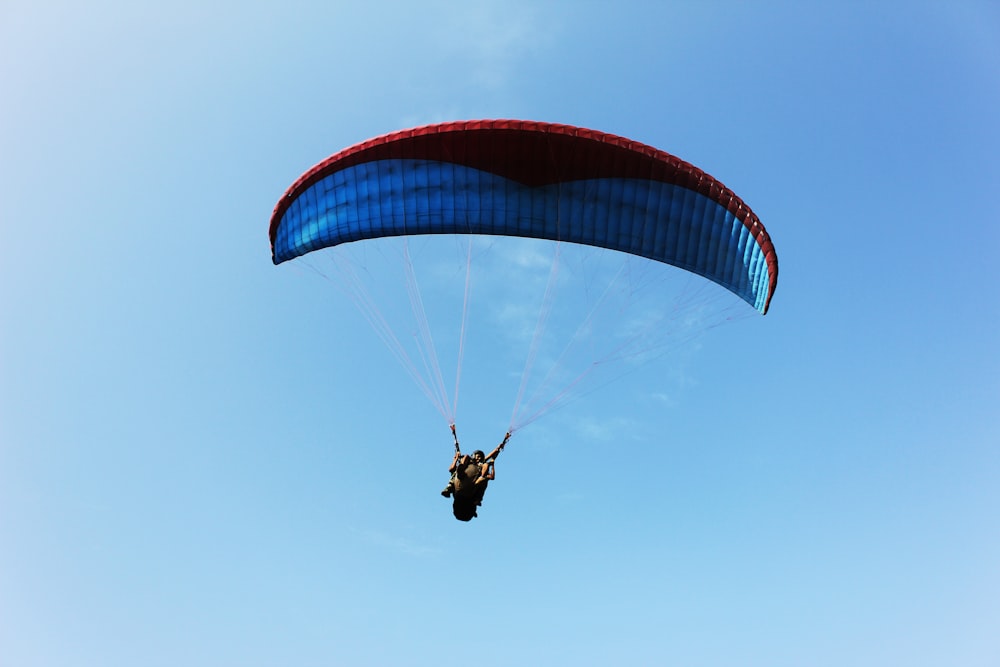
[273,159,772,312]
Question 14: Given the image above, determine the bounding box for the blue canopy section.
[272,159,773,313]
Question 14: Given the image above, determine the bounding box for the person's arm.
[448,450,461,473]
[484,432,511,463]
[474,459,495,483]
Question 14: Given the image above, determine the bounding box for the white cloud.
[650,392,677,408]
[440,1,552,91]
[572,415,640,443]
[353,527,443,559]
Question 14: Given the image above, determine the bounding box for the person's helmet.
[472,450,485,460]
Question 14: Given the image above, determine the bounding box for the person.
[441,431,510,521]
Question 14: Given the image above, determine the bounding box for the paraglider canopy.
[269,120,777,313]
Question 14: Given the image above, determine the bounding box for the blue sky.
[2,1,998,665]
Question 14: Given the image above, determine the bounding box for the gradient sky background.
[2,2,998,666]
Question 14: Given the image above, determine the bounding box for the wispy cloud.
[649,391,678,409]
[440,2,552,91]
[572,415,641,443]
[555,491,585,505]
[352,527,443,559]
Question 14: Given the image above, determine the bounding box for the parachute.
[269,120,777,314]
[270,120,778,431]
